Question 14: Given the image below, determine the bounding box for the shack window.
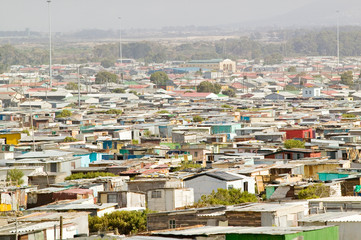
[169,220,176,229]
[151,190,161,198]
[108,194,117,203]
[244,182,248,192]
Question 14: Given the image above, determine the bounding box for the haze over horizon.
[1,0,361,33]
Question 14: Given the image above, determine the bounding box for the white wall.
[174,188,194,209]
[115,130,132,140]
[227,177,256,194]
[45,224,79,240]
[147,188,194,211]
[97,206,116,217]
[185,175,256,202]
[127,192,146,208]
[303,88,321,98]
[184,175,228,202]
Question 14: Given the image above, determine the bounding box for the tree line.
[3,27,361,72]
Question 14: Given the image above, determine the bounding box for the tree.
[150,71,169,86]
[100,59,114,68]
[56,109,72,118]
[129,90,139,95]
[264,53,283,65]
[95,71,118,84]
[213,83,221,94]
[65,82,78,90]
[7,169,24,185]
[298,183,330,199]
[195,188,257,207]
[192,115,204,122]
[288,66,297,72]
[197,81,221,94]
[340,71,354,86]
[111,88,125,93]
[88,210,149,234]
[284,139,305,149]
[222,89,236,97]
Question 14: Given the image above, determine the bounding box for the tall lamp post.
[77,65,82,108]
[336,10,340,70]
[47,0,53,90]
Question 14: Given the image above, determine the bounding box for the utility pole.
[15,218,18,240]
[78,66,81,108]
[336,10,340,70]
[60,216,63,240]
[28,89,35,151]
[47,0,53,99]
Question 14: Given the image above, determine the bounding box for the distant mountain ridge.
[237,0,361,29]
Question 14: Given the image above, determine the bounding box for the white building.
[147,188,194,212]
[302,87,321,98]
[184,171,256,202]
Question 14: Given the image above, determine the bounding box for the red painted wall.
[281,128,314,140]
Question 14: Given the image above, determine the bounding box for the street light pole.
[336,10,340,69]
[47,0,53,90]
[78,65,81,108]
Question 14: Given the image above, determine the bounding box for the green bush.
[284,139,305,149]
[192,115,204,122]
[221,104,232,109]
[194,188,257,207]
[7,169,24,185]
[171,161,201,172]
[342,113,356,118]
[63,137,77,142]
[89,210,149,234]
[56,109,72,118]
[157,110,170,114]
[65,172,116,180]
[298,183,330,199]
[111,88,125,93]
[105,109,122,115]
[22,129,30,136]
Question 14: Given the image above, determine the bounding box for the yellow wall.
[304,164,340,180]
[0,204,11,211]
[0,133,21,145]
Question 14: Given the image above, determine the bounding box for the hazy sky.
[0,0,358,32]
